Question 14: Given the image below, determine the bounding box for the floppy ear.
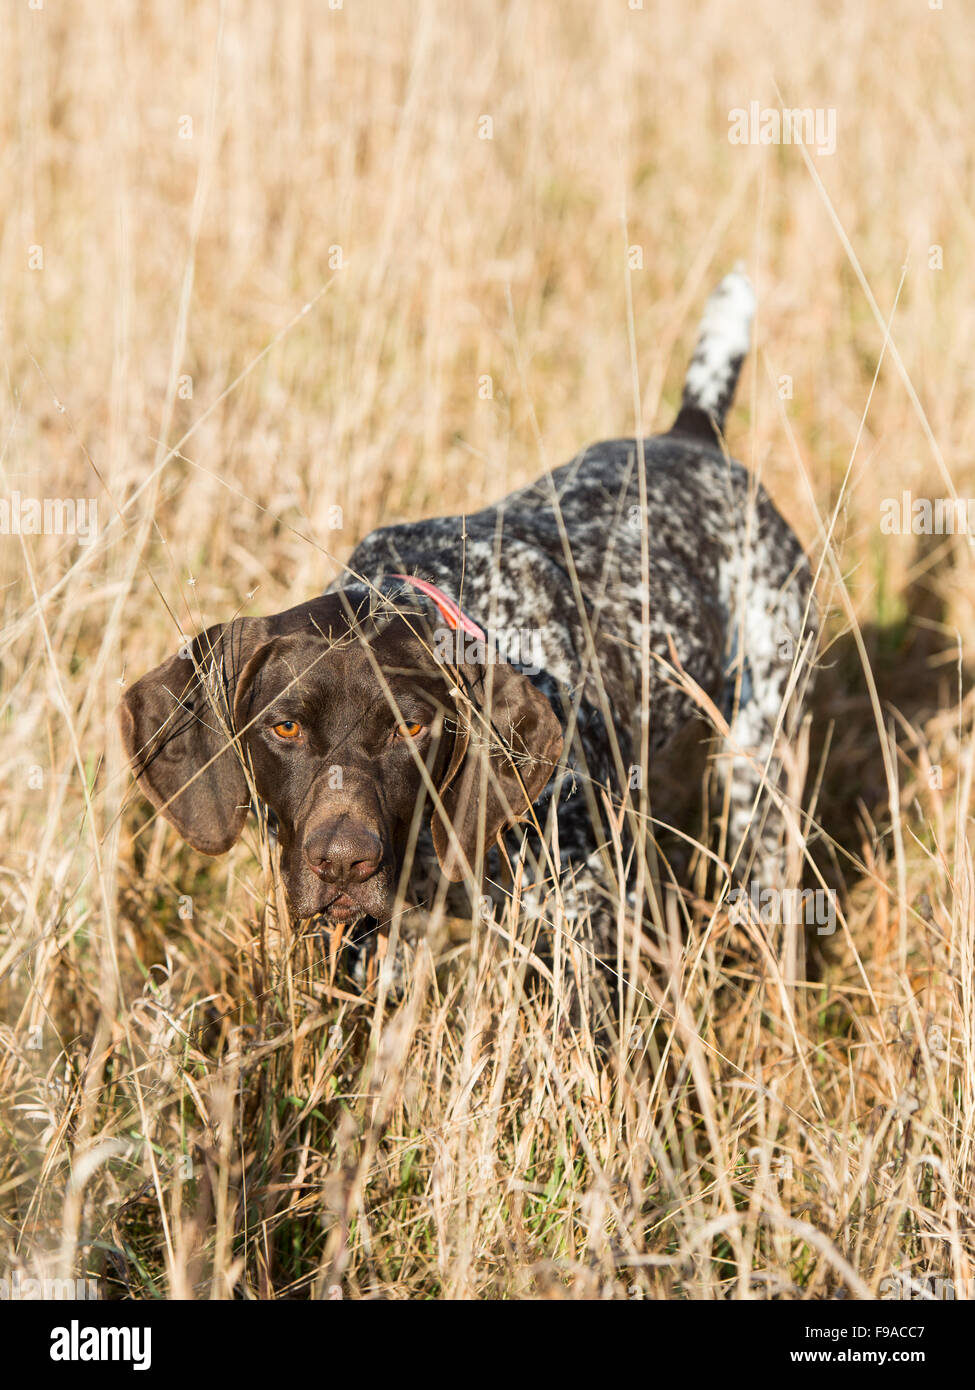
[431,663,563,882]
[119,620,267,855]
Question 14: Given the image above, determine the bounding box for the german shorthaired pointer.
[122,271,815,957]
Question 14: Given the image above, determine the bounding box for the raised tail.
[670,267,755,443]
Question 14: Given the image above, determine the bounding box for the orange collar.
[390,573,486,642]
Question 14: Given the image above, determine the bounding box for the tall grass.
[2,0,975,1299]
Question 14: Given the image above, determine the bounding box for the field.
[2,0,975,1300]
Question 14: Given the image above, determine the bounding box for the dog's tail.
[670,266,755,444]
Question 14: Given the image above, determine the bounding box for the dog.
[121,270,815,957]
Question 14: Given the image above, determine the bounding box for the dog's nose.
[303,822,382,886]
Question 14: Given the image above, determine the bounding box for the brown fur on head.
[120,588,562,924]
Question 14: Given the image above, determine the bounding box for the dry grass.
[2,0,975,1300]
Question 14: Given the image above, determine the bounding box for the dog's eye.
[394,721,425,740]
[271,720,302,741]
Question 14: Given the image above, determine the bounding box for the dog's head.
[120,585,562,925]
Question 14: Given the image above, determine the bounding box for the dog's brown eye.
[394,721,424,740]
[271,720,302,740]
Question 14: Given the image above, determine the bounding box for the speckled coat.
[333,422,816,930]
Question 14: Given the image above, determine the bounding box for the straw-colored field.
[3,0,975,1299]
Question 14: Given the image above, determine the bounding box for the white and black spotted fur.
[336,270,817,932]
